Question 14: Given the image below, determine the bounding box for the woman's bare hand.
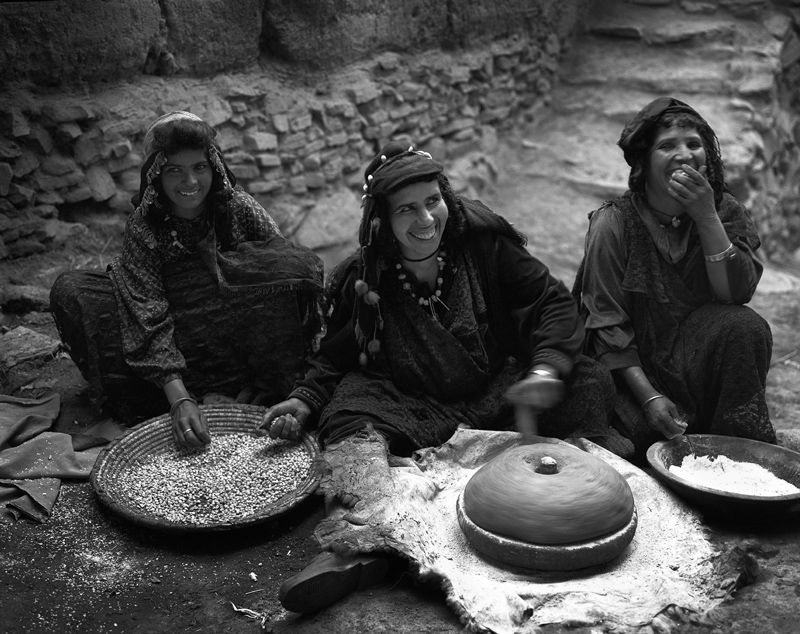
[643,395,687,440]
[171,399,211,448]
[257,397,311,441]
[668,164,716,222]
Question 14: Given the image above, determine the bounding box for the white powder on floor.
[669,454,800,496]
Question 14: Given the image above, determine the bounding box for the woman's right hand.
[257,397,311,442]
[643,395,687,440]
[171,399,211,448]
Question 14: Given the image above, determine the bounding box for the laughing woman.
[573,97,777,459]
[50,111,322,447]
[258,140,617,613]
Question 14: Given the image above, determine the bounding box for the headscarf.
[349,141,446,366]
[142,110,204,156]
[133,111,237,221]
[617,97,725,204]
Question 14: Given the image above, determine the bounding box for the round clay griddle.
[457,489,637,571]
[462,443,635,545]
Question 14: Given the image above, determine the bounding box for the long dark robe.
[50,233,323,422]
[296,200,615,454]
[574,191,775,456]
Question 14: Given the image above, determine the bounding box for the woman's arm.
[581,206,686,438]
[108,215,186,388]
[668,165,760,303]
[494,234,584,378]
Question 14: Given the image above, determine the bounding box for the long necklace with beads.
[395,250,450,320]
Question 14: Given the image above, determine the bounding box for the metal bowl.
[646,435,800,517]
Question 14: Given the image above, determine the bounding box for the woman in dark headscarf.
[573,97,776,459]
[258,140,618,613]
[50,111,323,447]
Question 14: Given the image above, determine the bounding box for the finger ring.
[182,428,192,434]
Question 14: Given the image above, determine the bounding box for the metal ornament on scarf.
[354,146,436,367]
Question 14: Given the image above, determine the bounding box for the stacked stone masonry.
[0,36,560,260]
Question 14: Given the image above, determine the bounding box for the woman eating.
[50,111,323,448]
[573,96,776,460]
[259,140,618,612]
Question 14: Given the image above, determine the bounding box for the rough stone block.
[74,134,104,166]
[325,100,357,119]
[42,154,80,176]
[244,131,279,152]
[346,79,381,105]
[42,103,94,123]
[107,153,140,174]
[289,112,313,132]
[63,185,94,203]
[289,175,308,195]
[230,163,261,180]
[7,108,31,138]
[282,132,308,152]
[0,138,22,160]
[304,171,326,189]
[6,239,47,259]
[35,191,64,206]
[28,126,54,154]
[256,153,281,168]
[1,284,51,313]
[248,179,284,195]
[13,151,40,179]
[86,165,117,201]
[32,170,85,191]
[0,162,12,197]
[0,326,60,377]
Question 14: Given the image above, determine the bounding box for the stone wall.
[749,8,800,263]
[0,0,584,85]
[0,31,568,259]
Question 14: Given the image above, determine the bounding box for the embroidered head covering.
[349,141,446,366]
[618,97,725,204]
[133,111,236,222]
[142,110,204,156]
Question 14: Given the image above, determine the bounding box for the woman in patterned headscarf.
[573,97,776,460]
[258,139,620,613]
[51,111,323,447]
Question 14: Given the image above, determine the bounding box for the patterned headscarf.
[134,111,236,221]
[350,141,445,366]
[618,97,725,204]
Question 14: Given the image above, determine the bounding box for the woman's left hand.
[667,164,716,222]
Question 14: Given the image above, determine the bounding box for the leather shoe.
[279,551,389,613]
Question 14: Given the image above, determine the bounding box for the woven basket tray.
[90,403,320,532]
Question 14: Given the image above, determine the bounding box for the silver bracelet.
[704,243,735,263]
[530,368,556,379]
[641,394,665,408]
[169,396,197,417]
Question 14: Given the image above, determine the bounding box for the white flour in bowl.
[669,454,800,496]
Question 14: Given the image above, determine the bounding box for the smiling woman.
[49,111,324,447]
[256,139,623,613]
[573,97,776,461]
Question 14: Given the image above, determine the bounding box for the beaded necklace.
[395,250,450,320]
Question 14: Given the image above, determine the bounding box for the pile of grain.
[116,433,313,524]
[669,454,800,496]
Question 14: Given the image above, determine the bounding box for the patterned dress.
[51,189,323,422]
